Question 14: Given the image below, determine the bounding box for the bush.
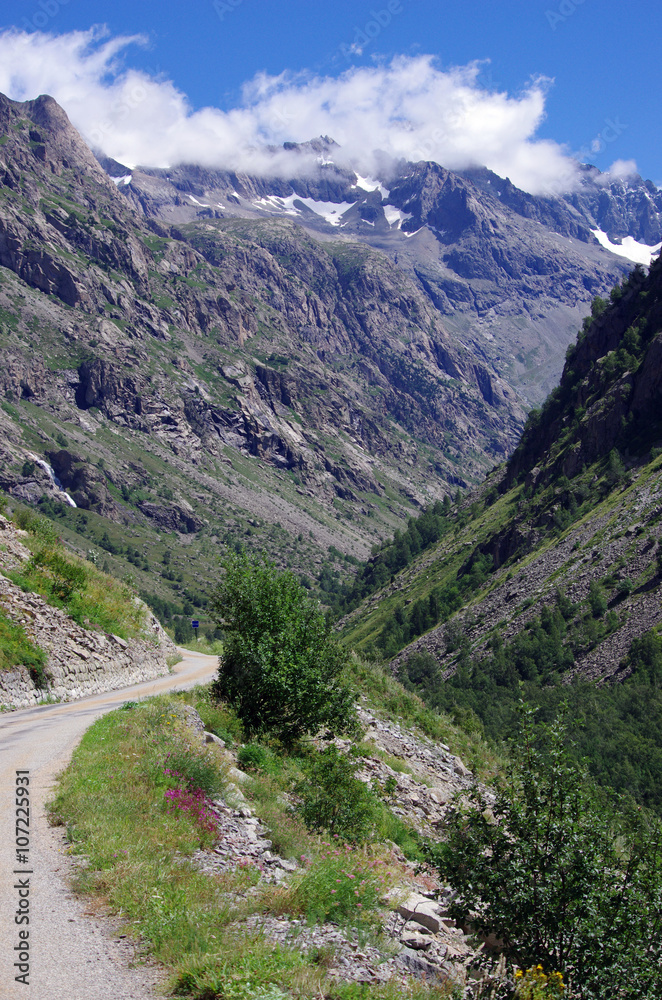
[286,842,397,925]
[237,743,272,773]
[209,555,359,745]
[295,745,378,843]
[427,704,662,998]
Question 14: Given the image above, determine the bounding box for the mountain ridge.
[0,89,525,622]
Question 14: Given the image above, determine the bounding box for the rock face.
[115,151,660,405]
[507,257,662,488]
[0,516,174,710]
[0,89,531,598]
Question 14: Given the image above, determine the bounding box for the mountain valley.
[0,87,661,695]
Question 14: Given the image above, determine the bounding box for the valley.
[0,80,661,1000]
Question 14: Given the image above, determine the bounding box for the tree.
[427,704,662,998]
[209,554,358,745]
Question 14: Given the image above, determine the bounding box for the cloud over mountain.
[0,26,586,193]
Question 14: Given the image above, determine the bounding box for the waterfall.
[32,457,78,508]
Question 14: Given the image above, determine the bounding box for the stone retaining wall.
[0,514,175,710]
[0,575,174,710]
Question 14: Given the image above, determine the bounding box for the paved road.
[0,648,219,999]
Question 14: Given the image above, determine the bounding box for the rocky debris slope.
[182,705,482,990]
[390,462,662,683]
[0,516,173,710]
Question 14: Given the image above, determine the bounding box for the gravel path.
[0,647,218,1000]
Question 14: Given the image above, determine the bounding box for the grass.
[49,698,234,987]
[49,691,457,1000]
[275,842,402,926]
[0,608,48,686]
[6,509,149,640]
[177,636,224,655]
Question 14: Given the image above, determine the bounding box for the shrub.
[237,743,272,773]
[209,554,359,745]
[286,842,397,924]
[427,704,662,998]
[295,744,378,843]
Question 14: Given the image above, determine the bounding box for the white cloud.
[606,158,639,180]
[0,27,581,194]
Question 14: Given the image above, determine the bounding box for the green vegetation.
[511,258,661,482]
[429,705,662,998]
[375,550,493,658]
[50,689,454,1000]
[332,498,454,615]
[210,555,358,745]
[285,843,399,927]
[0,609,48,686]
[7,508,148,640]
[399,598,662,813]
[294,742,423,857]
[296,744,382,843]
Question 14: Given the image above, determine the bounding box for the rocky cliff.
[0,91,529,615]
[113,149,660,405]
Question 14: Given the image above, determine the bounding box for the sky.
[0,0,659,194]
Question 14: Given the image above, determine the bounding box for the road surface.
[0,647,219,999]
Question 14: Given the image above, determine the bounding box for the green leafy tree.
[427,704,662,998]
[209,554,358,745]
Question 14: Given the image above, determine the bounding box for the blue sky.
[0,0,660,189]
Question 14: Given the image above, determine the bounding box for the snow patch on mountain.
[254,195,355,226]
[383,205,413,229]
[592,229,662,266]
[298,197,356,225]
[112,174,132,187]
[254,195,302,216]
[354,174,390,199]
